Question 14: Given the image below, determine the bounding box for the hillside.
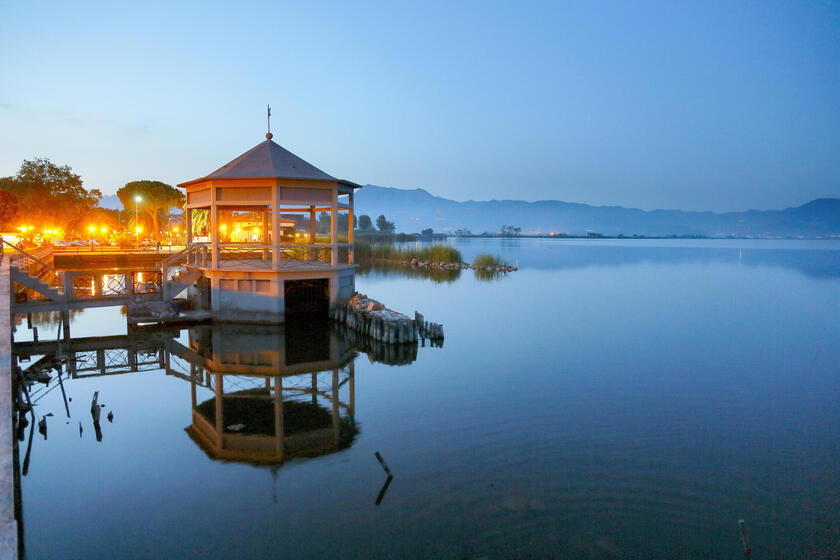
[354,185,840,238]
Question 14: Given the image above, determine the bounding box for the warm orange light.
[101,227,108,234]
[89,226,95,233]
[136,226,142,233]
[173,227,179,232]
[235,228,241,233]
[254,228,260,234]
[220,225,227,232]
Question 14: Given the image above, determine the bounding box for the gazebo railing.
[186,242,354,269]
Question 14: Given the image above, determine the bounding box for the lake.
[15,238,840,559]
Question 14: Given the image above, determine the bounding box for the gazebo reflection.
[166,321,358,465]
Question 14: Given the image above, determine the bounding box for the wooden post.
[274,376,284,460]
[185,208,192,248]
[215,373,224,450]
[348,361,355,420]
[262,210,269,260]
[331,368,340,446]
[348,191,354,264]
[330,191,338,267]
[309,205,317,261]
[210,199,219,270]
[272,183,282,269]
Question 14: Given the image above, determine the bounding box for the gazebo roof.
[179,138,361,188]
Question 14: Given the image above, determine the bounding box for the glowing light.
[137,272,144,282]
[173,227,179,233]
[254,228,260,234]
[89,226,95,233]
[235,228,241,233]
[101,227,108,234]
[134,195,142,203]
[90,278,96,296]
[220,225,227,231]
[136,226,142,233]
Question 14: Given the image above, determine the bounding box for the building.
[175,133,360,321]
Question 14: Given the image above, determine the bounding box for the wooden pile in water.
[330,293,443,345]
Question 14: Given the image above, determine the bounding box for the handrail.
[2,239,62,278]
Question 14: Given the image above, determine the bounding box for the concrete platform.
[0,257,19,559]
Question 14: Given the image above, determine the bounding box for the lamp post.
[134,195,142,248]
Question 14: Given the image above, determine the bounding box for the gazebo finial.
[266,105,273,140]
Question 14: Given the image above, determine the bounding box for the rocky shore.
[330,293,443,345]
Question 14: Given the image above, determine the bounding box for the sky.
[0,0,838,212]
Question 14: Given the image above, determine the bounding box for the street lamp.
[134,195,142,248]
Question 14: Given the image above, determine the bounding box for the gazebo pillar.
[185,210,192,248]
[330,189,338,267]
[210,204,219,269]
[271,184,282,269]
[348,192,354,264]
[309,206,317,260]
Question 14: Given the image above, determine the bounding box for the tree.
[358,214,373,230]
[117,180,184,241]
[420,227,434,241]
[4,158,102,235]
[0,190,18,228]
[317,212,356,235]
[376,214,395,233]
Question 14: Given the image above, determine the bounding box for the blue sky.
[1,1,838,211]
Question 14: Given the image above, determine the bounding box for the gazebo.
[175,132,361,321]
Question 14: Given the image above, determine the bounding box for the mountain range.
[354,185,840,238]
[98,187,840,237]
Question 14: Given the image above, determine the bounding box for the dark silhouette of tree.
[317,212,357,235]
[0,190,18,229]
[117,180,184,241]
[376,214,395,233]
[358,214,373,230]
[420,227,434,240]
[4,158,101,235]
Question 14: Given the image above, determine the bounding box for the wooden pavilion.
[176,132,360,321]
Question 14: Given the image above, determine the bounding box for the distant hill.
[355,185,840,238]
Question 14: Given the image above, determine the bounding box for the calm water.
[15,239,840,559]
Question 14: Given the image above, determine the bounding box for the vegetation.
[473,253,508,267]
[117,180,184,241]
[357,262,461,284]
[358,214,373,230]
[2,158,102,235]
[0,190,18,229]
[376,214,395,233]
[355,241,462,264]
[317,212,356,234]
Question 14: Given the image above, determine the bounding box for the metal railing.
[2,240,63,285]
[183,242,355,269]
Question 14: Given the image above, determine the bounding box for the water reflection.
[450,239,840,279]
[13,319,420,470]
[170,322,358,465]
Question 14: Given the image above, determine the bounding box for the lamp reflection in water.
[173,321,358,465]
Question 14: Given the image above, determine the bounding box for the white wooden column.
[309,205,317,261]
[272,182,282,269]
[210,206,219,269]
[330,187,338,267]
[348,191,354,264]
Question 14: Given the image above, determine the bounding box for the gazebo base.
[186,266,355,322]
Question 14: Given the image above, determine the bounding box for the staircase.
[161,246,204,300]
[164,268,203,300]
[4,241,66,303]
